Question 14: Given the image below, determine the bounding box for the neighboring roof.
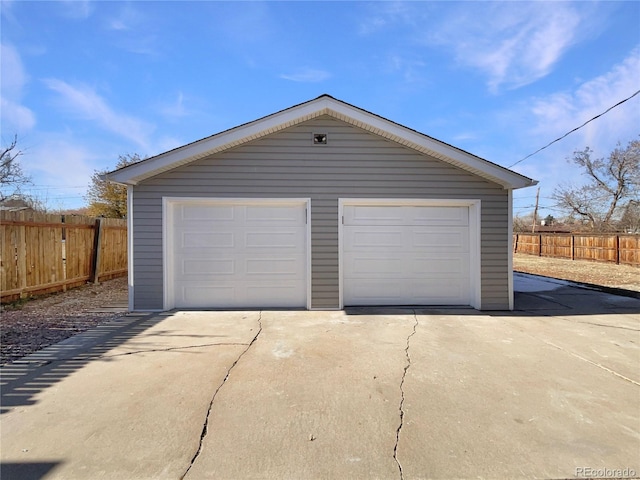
[105,94,537,190]
[530,226,574,233]
[0,195,35,212]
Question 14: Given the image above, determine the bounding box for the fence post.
[16,211,28,298]
[90,218,103,284]
[538,234,542,257]
[513,234,518,253]
[615,235,620,265]
[570,235,575,260]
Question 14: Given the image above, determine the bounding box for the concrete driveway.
[1,274,639,480]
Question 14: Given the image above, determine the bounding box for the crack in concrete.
[102,342,251,358]
[180,312,263,480]
[394,310,418,480]
[553,318,640,332]
[521,312,640,332]
[3,343,251,367]
[579,322,640,332]
[530,335,640,387]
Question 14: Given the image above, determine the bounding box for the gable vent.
[313,133,327,145]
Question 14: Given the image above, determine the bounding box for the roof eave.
[105,95,537,190]
[106,97,334,185]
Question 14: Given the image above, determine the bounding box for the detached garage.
[106,95,536,311]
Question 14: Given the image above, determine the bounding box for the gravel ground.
[1,277,128,365]
[1,256,638,365]
[513,253,640,292]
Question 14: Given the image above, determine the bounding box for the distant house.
[531,225,574,234]
[0,195,35,212]
[106,95,537,312]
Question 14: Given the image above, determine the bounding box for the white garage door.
[343,204,471,306]
[168,200,307,309]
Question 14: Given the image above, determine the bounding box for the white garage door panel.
[345,255,469,278]
[182,232,234,248]
[245,258,302,274]
[183,286,234,305]
[182,259,235,275]
[170,201,307,309]
[180,282,301,308]
[344,227,469,252]
[245,231,303,249]
[343,204,471,306]
[345,205,468,226]
[245,205,303,223]
[345,278,468,305]
[177,255,304,278]
[412,229,469,250]
[181,205,235,221]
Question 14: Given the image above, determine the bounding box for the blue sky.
[1,1,639,218]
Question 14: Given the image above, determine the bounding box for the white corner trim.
[162,197,312,311]
[508,189,514,310]
[469,200,482,310]
[127,185,134,312]
[337,198,482,310]
[338,200,344,310]
[305,200,312,310]
[162,197,173,311]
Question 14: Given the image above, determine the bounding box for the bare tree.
[513,212,535,232]
[552,138,639,231]
[85,153,142,218]
[0,135,31,200]
[619,200,640,233]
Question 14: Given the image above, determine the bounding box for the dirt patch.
[1,277,128,365]
[513,253,640,292]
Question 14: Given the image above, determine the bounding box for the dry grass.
[513,253,640,292]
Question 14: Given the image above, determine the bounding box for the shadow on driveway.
[0,314,160,415]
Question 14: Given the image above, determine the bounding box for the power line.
[508,89,640,168]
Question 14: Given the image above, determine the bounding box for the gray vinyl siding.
[132,115,510,310]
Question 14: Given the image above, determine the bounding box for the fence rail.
[513,233,640,267]
[1,211,127,303]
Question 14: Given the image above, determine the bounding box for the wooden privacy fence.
[513,233,640,267]
[1,211,127,303]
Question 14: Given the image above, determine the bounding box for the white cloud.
[0,43,27,97]
[160,91,189,119]
[28,137,96,186]
[428,3,586,92]
[13,135,100,209]
[529,47,640,155]
[103,4,160,56]
[361,2,600,92]
[1,97,36,132]
[358,1,420,35]
[58,0,94,20]
[0,44,36,132]
[509,47,640,213]
[384,54,428,84]
[280,68,331,83]
[106,5,139,31]
[43,79,154,149]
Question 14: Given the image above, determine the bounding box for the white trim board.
[338,198,482,310]
[508,190,514,310]
[106,96,537,191]
[127,185,134,312]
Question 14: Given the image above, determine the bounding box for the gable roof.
[105,94,537,190]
